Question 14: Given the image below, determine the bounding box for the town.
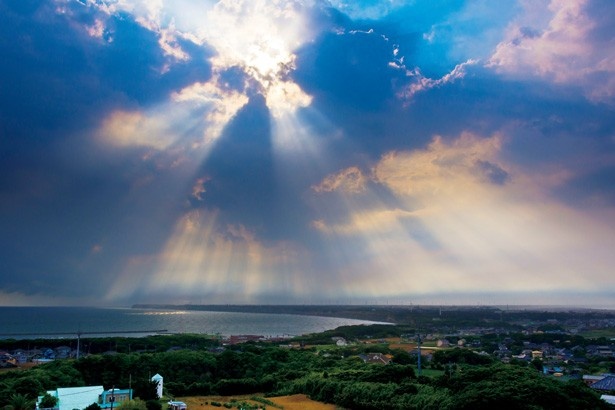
[1,306,614,409]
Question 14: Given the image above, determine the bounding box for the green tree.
[8,394,35,410]
[11,377,44,398]
[443,364,611,410]
[145,400,162,410]
[84,403,101,410]
[132,380,159,401]
[39,393,58,409]
[530,358,543,372]
[391,349,415,365]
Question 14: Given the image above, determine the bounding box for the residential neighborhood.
[1,307,614,409]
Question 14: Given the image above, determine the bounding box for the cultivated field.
[179,394,338,410]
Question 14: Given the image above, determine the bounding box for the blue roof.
[592,376,615,391]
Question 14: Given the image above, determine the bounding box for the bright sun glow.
[199,0,313,117]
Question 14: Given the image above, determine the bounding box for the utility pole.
[417,333,422,377]
[110,386,115,410]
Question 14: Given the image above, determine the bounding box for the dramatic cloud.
[488,0,615,103]
[372,133,506,197]
[1,0,614,307]
[312,132,615,302]
[171,78,250,144]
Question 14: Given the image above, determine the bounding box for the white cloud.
[397,59,478,101]
[265,79,312,119]
[488,0,615,103]
[99,110,179,150]
[86,18,105,38]
[81,0,315,151]
[172,78,250,144]
[197,0,314,115]
[312,166,367,194]
[312,207,420,235]
[191,176,210,201]
[158,23,190,62]
[373,132,505,198]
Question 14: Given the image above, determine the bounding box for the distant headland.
[132,303,615,325]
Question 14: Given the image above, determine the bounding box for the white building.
[38,386,104,410]
[151,373,163,398]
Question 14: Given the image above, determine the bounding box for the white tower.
[151,374,163,398]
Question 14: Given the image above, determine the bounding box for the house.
[358,353,392,365]
[12,349,28,364]
[437,339,450,348]
[227,335,263,345]
[511,353,530,362]
[54,346,73,359]
[591,376,615,393]
[334,337,348,347]
[33,358,54,365]
[0,352,17,367]
[168,401,187,410]
[531,350,543,359]
[583,375,606,386]
[601,395,615,405]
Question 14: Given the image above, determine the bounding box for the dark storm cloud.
[0,0,212,146]
[0,143,190,297]
[194,94,274,229]
[1,0,614,306]
[0,0,213,298]
[191,94,318,242]
[293,15,615,209]
[293,25,403,111]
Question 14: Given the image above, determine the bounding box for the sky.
[1,0,614,308]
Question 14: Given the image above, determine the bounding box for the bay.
[0,306,388,339]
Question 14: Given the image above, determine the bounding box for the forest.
[1,327,613,410]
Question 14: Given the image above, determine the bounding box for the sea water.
[0,306,387,339]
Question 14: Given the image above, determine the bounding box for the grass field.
[578,329,615,339]
[178,394,338,410]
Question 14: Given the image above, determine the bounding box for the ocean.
[0,306,388,339]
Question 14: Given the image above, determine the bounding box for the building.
[0,352,17,367]
[601,395,615,405]
[437,339,450,348]
[358,353,392,365]
[38,386,132,410]
[38,386,104,410]
[591,376,615,393]
[100,388,133,409]
[227,335,264,345]
[151,374,163,399]
[583,375,606,386]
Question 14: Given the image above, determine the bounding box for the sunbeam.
[8,0,614,308]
